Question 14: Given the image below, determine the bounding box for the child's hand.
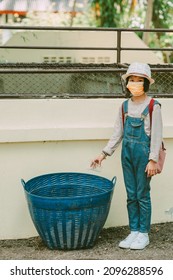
[145,160,158,177]
[90,153,106,169]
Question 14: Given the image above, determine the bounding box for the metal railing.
[0,26,172,98]
[0,26,173,63]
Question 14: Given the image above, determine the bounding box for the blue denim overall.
[121,100,154,233]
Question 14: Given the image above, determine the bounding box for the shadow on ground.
[0,222,173,260]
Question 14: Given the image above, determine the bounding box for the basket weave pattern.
[23,173,115,250]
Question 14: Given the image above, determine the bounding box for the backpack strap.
[122,100,128,127]
[148,98,161,129]
[148,98,155,128]
[122,105,124,127]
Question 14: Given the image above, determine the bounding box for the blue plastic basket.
[21,172,116,250]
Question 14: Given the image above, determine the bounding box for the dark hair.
[125,77,150,98]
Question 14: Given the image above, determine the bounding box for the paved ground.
[0,222,173,260]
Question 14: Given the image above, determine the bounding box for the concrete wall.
[0,98,172,239]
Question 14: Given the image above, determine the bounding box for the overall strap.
[141,100,152,118]
[141,98,160,119]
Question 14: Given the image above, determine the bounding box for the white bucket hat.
[122,62,155,85]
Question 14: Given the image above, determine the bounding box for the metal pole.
[117,30,121,63]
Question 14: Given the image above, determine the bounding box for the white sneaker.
[130,232,149,250]
[119,231,139,249]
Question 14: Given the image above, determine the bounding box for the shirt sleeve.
[149,104,163,162]
[102,104,124,156]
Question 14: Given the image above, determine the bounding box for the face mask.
[126,82,144,96]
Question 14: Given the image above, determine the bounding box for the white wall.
[0,98,172,239]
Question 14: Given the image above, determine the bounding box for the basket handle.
[21,179,26,189]
[111,176,117,187]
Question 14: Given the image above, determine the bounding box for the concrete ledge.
[0,124,172,143]
[163,126,173,138]
[0,126,113,143]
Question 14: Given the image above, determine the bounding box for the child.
[90,62,163,250]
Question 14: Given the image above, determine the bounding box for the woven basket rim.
[23,172,115,199]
